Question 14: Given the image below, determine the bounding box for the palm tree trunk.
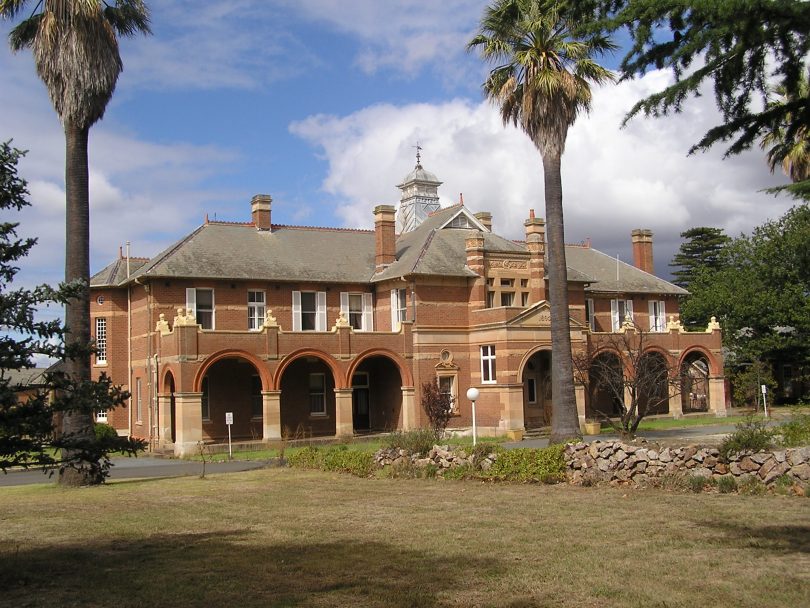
[542,151,582,443]
[58,122,95,486]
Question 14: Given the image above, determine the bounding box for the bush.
[716,475,737,494]
[687,475,714,493]
[777,410,810,447]
[287,445,374,477]
[93,423,118,441]
[718,416,774,462]
[386,428,439,455]
[737,475,767,495]
[483,445,566,483]
[421,380,453,436]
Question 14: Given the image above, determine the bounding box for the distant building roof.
[2,367,49,388]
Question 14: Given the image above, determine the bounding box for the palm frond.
[8,12,40,50]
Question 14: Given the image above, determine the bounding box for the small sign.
[225,412,233,425]
[760,384,767,395]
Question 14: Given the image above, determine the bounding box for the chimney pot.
[251,194,272,231]
[474,211,492,232]
[631,228,654,274]
[374,204,397,271]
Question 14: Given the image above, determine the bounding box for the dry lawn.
[0,469,808,608]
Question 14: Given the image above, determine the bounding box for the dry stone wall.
[565,440,810,487]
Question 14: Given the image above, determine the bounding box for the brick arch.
[273,349,347,390]
[160,365,177,394]
[517,345,553,381]
[679,346,722,377]
[640,346,676,372]
[192,349,271,393]
[346,348,414,387]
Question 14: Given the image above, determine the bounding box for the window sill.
[309,414,329,420]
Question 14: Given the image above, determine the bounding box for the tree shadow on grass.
[0,530,501,608]
[703,521,810,554]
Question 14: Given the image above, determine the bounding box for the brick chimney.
[251,194,272,231]
[374,205,397,271]
[631,228,654,274]
[524,209,546,302]
[474,211,492,232]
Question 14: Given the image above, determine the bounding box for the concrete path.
[0,457,269,488]
[503,422,741,450]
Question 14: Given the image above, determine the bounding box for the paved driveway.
[504,422,741,450]
[0,457,270,488]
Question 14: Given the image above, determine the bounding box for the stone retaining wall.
[564,440,810,487]
[374,445,497,471]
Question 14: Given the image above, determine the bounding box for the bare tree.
[573,321,684,437]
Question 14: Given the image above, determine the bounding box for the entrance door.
[352,372,370,431]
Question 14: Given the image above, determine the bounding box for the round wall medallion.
[439,349,453,364]
[96,295,105,305]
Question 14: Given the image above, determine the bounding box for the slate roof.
[93,205,685,296]
[128,223,377,284]
[2,367,49,387]
[566,245,688,295]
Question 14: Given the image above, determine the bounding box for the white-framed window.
[390,288,407,329]
[309,373,326,416]
[586,298,596,332]
[610,299,634,331]
[500,292,514,306]
[251,375,262,419]
[136,378,143,423]
[527,377,537,404]
[438,374,458,413]
[95,317,107,364]
[340,292,373,331]
[201,376,210,421]
[481,345,497,384]
[248,290,266,331]
[186,288,215,330]
[292,291,326,331]
[649,300,666,332]
[95,409,108,423]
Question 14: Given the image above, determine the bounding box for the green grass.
[634,414,755,431]
[0,469,808,607]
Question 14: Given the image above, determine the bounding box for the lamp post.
[466,387,480,446]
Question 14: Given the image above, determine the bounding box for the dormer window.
[448,214,475,229]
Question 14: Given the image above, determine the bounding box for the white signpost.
[760,385,769,418]
[225,412,234,459]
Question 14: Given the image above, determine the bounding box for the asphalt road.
[0,457,270,487]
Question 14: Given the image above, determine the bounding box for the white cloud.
[0,51,240,289]
[280,0,487,79]
[291,69,794,276]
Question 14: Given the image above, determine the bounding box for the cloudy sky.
[1,0,794,310]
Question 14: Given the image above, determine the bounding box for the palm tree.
[760,72,810,185]
[2,0,150,485]
[469,0,614,443]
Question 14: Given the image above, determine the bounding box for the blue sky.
[0,0,793,307]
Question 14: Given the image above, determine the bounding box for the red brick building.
[90,161,726,455]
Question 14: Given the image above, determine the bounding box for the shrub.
[286,446,321,469]
[93,423,118,441]
[483,445,566,483]
[716,475,737,494]
[287,445,374,477]
[737,475,767,495]
[777,409,810,447]
[386,428,439,455]
[687,475,714,493]
[718,416,774,462]
[421,380,452,436]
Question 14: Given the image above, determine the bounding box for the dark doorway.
[522,350,552,429]
[352,372,370,431]
[167,373,176,443]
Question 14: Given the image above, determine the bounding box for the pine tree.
[669,227,731,290]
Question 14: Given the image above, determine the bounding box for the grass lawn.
[633,414,753,431]
[1,470,808,607]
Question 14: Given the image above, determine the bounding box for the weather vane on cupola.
[413,142,423,167]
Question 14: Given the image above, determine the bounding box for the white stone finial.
[333,312,351,330]
[619,314,635,332]
[706,316,721,332]
[156,313,171,336]
[262,309,278,328]
[666,315,684,332]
